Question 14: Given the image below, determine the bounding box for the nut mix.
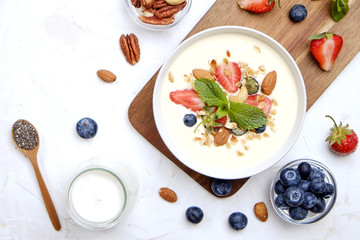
[131,0,187,25]
[120,33,140,65]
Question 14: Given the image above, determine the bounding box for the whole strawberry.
[309,33,343,71]
[326,115,358,155]
[238,0,276,14]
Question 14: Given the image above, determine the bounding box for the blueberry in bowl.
[270,159,337,224]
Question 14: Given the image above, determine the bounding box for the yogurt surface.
[154,28,305,178]
[69,169,126,223]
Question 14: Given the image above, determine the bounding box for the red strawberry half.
[244,94,272,116]
[310,33,343,71]
[170,89,205,112]
[326,115,358,155]
[238,0,276,14]
[215,62,241,93]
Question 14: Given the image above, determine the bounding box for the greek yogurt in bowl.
[153,26,306,179]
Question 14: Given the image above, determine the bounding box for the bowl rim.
[153,26,307,179]
[124,0,192,31]
[270,158,337,224]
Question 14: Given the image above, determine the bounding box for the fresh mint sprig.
[331,0,349,22]
[194,78,268,130]
[194,78,228,108]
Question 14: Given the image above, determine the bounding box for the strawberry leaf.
[194,78,229,107]
[331,0,349,22]
[308,33,333,40]
[228,102,268,130]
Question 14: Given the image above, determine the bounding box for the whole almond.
[192,69,215,81]
[214,127,231,146]
[159,187,177,203]
[97,69,117,82]
[261,71,277,95]
[254,202,268,222]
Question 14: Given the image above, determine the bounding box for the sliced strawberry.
[170,89,205,112]
[238,0,276,14]
[215,62,241,93]
[244,94,272,116]
[310,33,343,71]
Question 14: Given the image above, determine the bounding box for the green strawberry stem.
[326,115,339,134]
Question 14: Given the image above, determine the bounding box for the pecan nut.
[140,0,155,9]
[120,33,140,65]
[154,1,186,18]
[131,0,141,8]
[139,15,174,25]
[153,0,169,8]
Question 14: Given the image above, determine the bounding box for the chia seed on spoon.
[12,120,38,150]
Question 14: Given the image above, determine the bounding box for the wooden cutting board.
[128,0,360,197]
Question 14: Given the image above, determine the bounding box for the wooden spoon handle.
[31,159,61,231]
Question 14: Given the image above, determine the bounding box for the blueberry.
[289,4,307,23]
[310,196,326,213]
[76,117,98,139]
[297,162,311,179]
[245,77,259,95]
[231,127,248,136]
[310,178,327,194]
[309,167,325,180]
[284,186,304,207]
[279,168,301,187]
[274,180,286,195]
[301,192,317,209]
[185,206,204,224]
[289,206,308,220]
[275,194,290,210]
[254,125,266,134]
[211,179,232,197]
[321,183,335,198]
[183,114,197,127]
[298,180,311,192]
[228,212,248,230]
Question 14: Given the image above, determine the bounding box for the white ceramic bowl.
[153,26,306,179]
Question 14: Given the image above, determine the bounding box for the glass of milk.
[66,157,138,230]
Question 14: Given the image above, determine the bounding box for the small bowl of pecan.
[125,0,192,30]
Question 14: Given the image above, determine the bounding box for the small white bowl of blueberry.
[270,159,336,224]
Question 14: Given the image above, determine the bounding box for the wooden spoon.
[12,119,61,231]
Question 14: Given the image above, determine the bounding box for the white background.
[0,0,359,239]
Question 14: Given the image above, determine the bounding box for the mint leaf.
[331,0,349,22]
[215,105,228,119]
[228,102,268,130]
[194,78,229,107]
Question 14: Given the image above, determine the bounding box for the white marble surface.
[1,0,359,239]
